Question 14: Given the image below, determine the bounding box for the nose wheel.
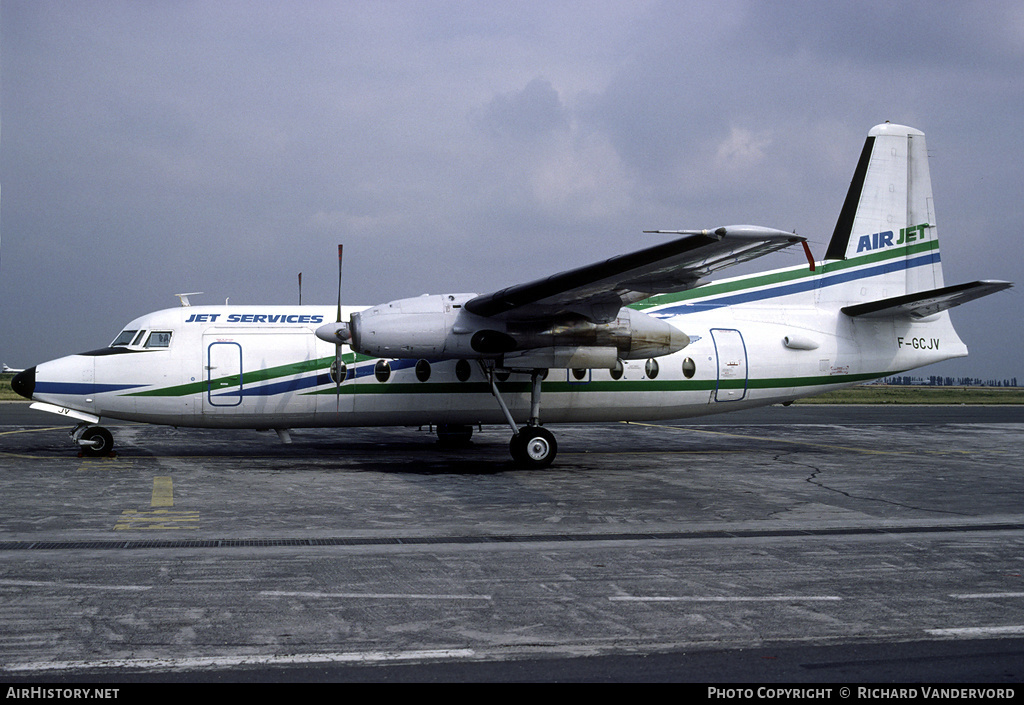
[74,424,115,457]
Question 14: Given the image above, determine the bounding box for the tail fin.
[825,123,943,298]
[822,122,1010,319]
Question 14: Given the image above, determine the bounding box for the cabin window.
[571,368,587,381]
[682,357,696,379]
[144,331,173,348]
[645,358,660,379]
[330,359,347,384]
[110,330,139,347]
[415,360,431,382]
[455,359,472,382]
[610,359,624,380]
[374,359,392,383]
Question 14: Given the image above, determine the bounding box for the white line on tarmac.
[2,649,478,673]
[950,592,1024,599]
[609,595,842,602]
[260,590,492,600]
[0,579,152,592]
[924,625,1024,637]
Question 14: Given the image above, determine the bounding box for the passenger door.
[202,332,319,417]
[711,328,748,402]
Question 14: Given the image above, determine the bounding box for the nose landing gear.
[73,424,115,457]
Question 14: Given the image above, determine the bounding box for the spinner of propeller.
[314,244,353,345]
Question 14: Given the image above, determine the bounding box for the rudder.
[825,123,944,300]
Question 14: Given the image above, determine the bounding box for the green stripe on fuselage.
[306,370,888,396]
[125,355,339,397]
[632,240,940,311]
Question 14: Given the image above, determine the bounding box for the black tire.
[510,426,557,468]
[80,426,114,457]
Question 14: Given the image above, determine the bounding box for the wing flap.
[465,226,802,321]
[841,280,1012,319]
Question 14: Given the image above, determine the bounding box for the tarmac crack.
[778,452,970,517]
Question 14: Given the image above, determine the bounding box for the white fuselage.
[27,254,967,431]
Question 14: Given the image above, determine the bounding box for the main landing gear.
[509,425,557,467]
[72,423,115,457]
[480,362,558,468]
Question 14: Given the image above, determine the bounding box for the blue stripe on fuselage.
[34,382,146,396]
[652,251,941,316]
[217,358,422,399]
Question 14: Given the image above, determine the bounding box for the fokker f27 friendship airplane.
[10,124,1012,466]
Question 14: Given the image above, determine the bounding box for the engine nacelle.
[609,308,691,359]
[350,294,471,358]
[348,293,690,363]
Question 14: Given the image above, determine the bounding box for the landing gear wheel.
[509,426,557,468]
[80,426,114,457]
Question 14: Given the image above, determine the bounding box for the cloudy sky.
[2,1,1021,381]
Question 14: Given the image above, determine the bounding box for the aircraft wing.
[464,225,804,322]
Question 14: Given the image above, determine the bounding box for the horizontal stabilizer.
[841,280,1012,319]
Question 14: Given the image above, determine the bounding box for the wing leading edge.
[464,225,803,322]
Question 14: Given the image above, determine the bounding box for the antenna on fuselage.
[334,247,343,410]
[175,292,204,307]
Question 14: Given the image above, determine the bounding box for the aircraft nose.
[11,366,36,400]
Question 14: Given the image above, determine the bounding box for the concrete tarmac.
[1,401,1023,682]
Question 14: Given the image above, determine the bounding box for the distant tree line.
[880,375,1019,388]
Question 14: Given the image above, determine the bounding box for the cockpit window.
[110,330,138,347]
[110,329,172,349]
[144,331,173,348]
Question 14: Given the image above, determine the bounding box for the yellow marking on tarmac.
[112,476,197,530]
[114,509,200,531]
[0,426,68,436]
[620,420,974,456]
[0,427,74,459]
[151,476,174,507]
[564,449,750,456]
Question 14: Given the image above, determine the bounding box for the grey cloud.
[478,78,570,141]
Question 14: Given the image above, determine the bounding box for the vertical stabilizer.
[824,123,944,301]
